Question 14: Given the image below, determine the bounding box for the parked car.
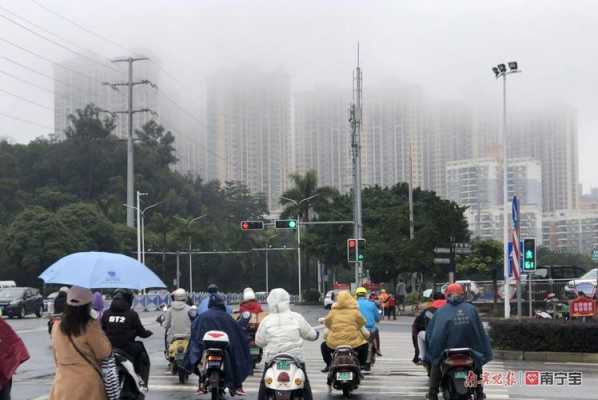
[323,289,339,309]
[564,268,598,298]
[44,291,60,314]
[0,287,44,318]
[0,280,17,288]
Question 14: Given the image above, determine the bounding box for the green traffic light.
[288,220,297,228]
[358,254,364,260]
[525,250,533,259]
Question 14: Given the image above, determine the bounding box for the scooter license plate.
[337,371,353,381]
[250,347,261,355]
[276,360,290,370]
[454,370,468,379]
[208,362,222,368]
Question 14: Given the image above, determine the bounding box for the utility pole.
[104,57,156,228]
[408,142,415,240]
[349,43,364,286]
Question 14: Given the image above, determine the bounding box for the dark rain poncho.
[424,296,493,368]
[184,294,251,390]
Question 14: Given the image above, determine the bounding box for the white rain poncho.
[255,288,318,362]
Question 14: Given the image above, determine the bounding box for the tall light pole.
[187,215,207,293]
[124,197,162,264]
[281,194,320,302]
[492,61,521,319]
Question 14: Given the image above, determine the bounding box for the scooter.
[440,348,484,400]
[364,327,378,372]
[200,330,230,400]
[167,336,190,384]
[263,354,308,400]
[327,346,361,398]
[239,311,263,370]
[114,349,146,400]
[535,293,568,320]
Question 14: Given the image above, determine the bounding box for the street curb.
[494,349,598,363]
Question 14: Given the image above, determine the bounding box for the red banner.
[569,296,597,317]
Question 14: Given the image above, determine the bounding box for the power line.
[0,111,52,129]
[0,6,118,72]
[1,55,63,84]
[29,0,133,55]
[0,68,54,94]
[0,36,102,83]
[0,88,53,110]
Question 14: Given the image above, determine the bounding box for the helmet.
[243,287,256,302]
[380,289,386,293]
[355,287,368,297]
[207,284,219,294]
[59,286,69,293]
[173,288,187,301]
[446,283,464,297]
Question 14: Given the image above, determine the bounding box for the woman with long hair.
[49,286,112,400]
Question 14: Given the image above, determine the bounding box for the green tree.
[3,207,83,285]
[135,120,177,167]
[538,246,594,267]
[458,239,503,310]
[55,202,118,251]
[280,170,337,221]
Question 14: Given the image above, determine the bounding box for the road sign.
[592,249,598,262]
[455,247,472,255]
[433,258,451,265]
[569,296,597,318]
[434,247,451,254]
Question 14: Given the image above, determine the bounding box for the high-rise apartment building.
[508,108,578,212]
[446,157,543,240]
[53,53,201,176]
[543,210,598,255]
[293,86,352,191]
[205,68,292,212]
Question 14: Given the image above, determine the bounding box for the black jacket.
[101,297,152,349]
[53,291,67,315]
[412,307,437,333]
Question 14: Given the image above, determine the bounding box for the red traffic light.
[240,221,264,231]
[241,222,249,230]
[348,239,357,248]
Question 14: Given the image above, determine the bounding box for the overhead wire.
[0,111,53,129]
[0,68,54,94]
[0,88,53,110]
[0,6,118,72]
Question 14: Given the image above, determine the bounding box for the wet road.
[6,305,598,399]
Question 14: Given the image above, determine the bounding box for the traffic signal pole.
[350,43,364,287]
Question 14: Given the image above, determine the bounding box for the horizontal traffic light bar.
[275,219,297,229]
[240,220,264,230]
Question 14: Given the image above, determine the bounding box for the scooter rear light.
[445,355,474,367]
[294,378,303,386]
[265,377,273,385]
[277,372,290,383]
[207,355,222,361]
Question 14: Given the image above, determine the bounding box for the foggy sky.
[1,0,598,190]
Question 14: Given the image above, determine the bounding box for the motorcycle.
[327,346,361,398]
[535,293,568,320]
[262,354,307,400]
[114,349,146,400]
[239,311,263,369]
[440,348,484,400]
[167,336,190,384]
[364,327,378,372]
[200,330,230,400]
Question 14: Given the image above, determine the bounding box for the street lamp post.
[492,62,521,319]
[125,196,163,265]
[187,215,207,293]
[280,194,320,302]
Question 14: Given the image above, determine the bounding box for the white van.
[0,281,17,288]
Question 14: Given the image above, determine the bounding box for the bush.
[489,319,598,353]
[302,289,321,304]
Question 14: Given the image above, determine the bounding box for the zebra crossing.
[145,323,533,399]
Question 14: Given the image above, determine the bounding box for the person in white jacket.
[255,288,318,400]
[163,289,196,345]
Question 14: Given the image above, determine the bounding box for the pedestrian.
[49,286,112,400]
[378,289,390,319]
[396,281,407,312]
[388,294,397,320]
[92,291,104,319]
[0,317,30,400]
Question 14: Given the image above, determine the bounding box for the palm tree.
[280,170,337,292]
[280,170,337,221]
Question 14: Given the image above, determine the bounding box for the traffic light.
[357,239,366,261]
[240,221,264,231]
[347,239,357,262]
[522,238,536,271]
[275,219,297,229]
[347,238,366,263]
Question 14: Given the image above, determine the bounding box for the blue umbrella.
[39,252,166,290]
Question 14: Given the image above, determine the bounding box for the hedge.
[488,319,598,353]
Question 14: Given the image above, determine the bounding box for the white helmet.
[173,288,187,301]
[243,287,256,302]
